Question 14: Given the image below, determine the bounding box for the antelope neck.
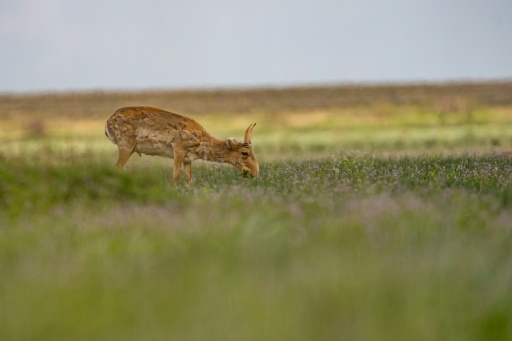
[203,138,232,163]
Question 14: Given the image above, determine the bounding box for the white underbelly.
[135,142,174,158]
[184,152,200,162]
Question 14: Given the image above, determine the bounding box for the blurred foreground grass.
[1,151,512,340]
[1,83,512,340]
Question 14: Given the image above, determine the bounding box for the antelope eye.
[241,151,249,157]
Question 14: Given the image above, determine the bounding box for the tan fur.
[105,106,259,185]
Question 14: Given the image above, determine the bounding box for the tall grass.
[1,150,512,340]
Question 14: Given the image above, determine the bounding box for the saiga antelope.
[105,107,259,185]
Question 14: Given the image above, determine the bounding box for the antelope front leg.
[173,154,185,186]
[184,162,193,184]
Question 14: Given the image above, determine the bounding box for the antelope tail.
[105,122,115,143]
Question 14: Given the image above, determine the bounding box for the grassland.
[1,82,512,340]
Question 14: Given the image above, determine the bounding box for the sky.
[0,0,511,92]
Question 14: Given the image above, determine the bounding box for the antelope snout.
[242,168,258,178]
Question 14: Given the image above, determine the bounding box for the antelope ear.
[226,138,238,150]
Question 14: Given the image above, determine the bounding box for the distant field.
[1,83,512,340]
[1,82,512,159]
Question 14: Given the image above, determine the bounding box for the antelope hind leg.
[115,146,134,168]
[184,162,192,184]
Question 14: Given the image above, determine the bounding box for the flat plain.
[1,82,512,340]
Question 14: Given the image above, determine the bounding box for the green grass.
[1,151,512,340]
[2,84,512,340]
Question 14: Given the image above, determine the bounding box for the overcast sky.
[1,0,511,92]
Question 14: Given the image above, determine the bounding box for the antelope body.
[105,106,259,185]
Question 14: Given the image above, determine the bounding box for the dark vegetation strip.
[1,81,512,118]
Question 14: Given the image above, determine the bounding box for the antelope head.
[225,123,259,178]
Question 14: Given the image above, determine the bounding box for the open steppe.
[1,82,512,340]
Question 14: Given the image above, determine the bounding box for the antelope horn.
[244,123,256,144]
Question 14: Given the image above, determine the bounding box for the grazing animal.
[105,106,259,185]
